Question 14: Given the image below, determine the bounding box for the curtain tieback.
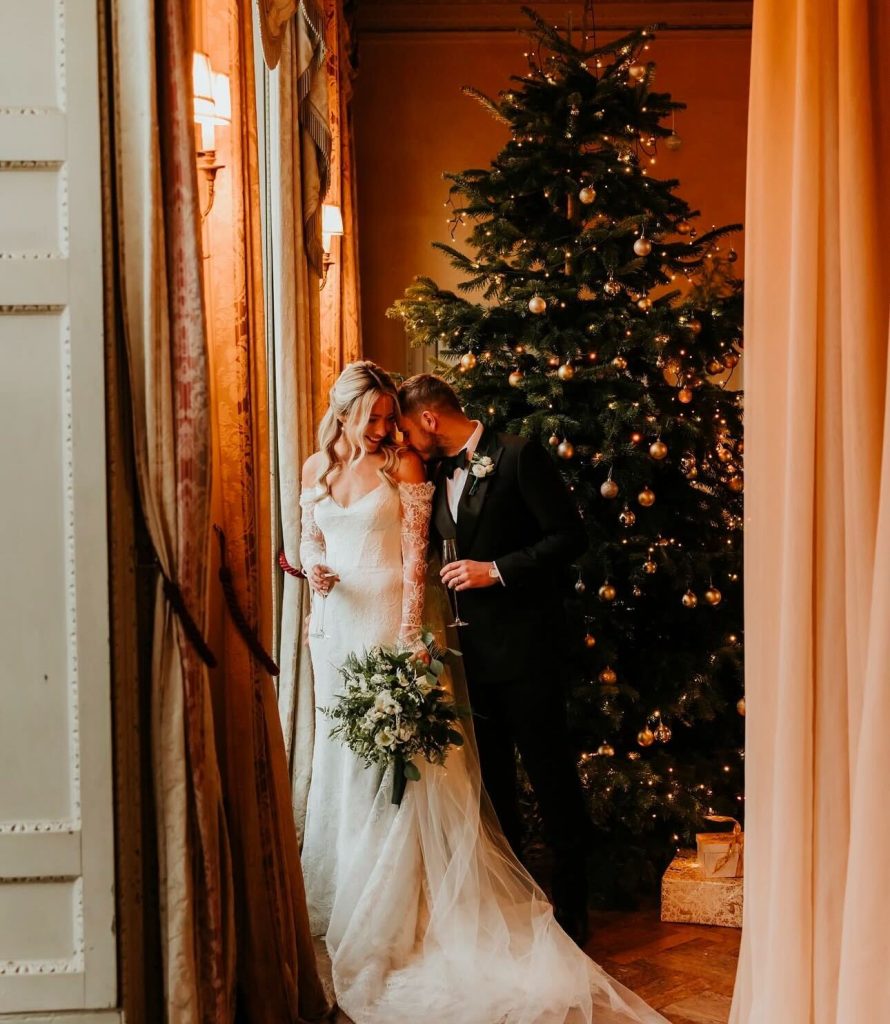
[160,571,218,668]
[277,550,306,578]
[213,526,280,677]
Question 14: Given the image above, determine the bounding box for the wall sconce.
[321,203,345,288]
[193,52,231,220]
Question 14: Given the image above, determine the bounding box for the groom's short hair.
[398,374,463,415]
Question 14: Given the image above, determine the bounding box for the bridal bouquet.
[326,632,467,805]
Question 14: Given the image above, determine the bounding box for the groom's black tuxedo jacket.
[432,428,586,683]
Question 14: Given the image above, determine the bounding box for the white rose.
[480,455,493,466]
[370,673,387,687]
[398,723,417,742]
[471,463,488,478]
[375,727,396,748]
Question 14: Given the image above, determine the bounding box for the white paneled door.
[0,0,118,1019]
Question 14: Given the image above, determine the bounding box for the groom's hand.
[441,559,498,591]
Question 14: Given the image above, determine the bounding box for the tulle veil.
[321,559,669,1024]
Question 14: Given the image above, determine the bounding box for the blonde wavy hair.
[316,360,403,495]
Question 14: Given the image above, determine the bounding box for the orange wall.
[354,17,751,375]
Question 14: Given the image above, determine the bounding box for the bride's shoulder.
[393,447,427,485]
[301,451,327,488]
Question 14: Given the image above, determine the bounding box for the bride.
[299,360,667,1024]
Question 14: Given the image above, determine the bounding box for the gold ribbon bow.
[703,814,744,875]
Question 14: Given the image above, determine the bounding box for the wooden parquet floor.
[314,907,740,1024]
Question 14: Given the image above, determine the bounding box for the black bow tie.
[438,450,468,479]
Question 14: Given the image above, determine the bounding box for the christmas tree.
[389,7,745,902]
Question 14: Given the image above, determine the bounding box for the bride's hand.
[399,627,430,664]
[308,564,339,594]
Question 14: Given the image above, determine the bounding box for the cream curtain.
[267,8,329,830]
[732,1,890,1021]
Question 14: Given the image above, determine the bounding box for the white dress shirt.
[445,421,504,584]
[445,420,484,521]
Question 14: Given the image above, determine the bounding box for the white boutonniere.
[468,452,495,495]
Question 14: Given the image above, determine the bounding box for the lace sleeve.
[299,488,326,571]
[398,481,435,646]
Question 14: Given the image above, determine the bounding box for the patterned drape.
[320,0,362,377]
[108,0,236,1019]
[200,0,331,1020]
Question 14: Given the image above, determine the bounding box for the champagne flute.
[309,571,337,639]
[442,538,468,627]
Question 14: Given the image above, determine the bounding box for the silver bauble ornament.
[619,507,636,527]
[682,590,698,608]
[600,479,619,500]
[459,352,477,370]
[528,295,547,315]
[557,439,575,459]
[666,132,683,151]
[649,439,668,460]
[508,369,524,387]
[633,237,653,257]
[556,363,575,381]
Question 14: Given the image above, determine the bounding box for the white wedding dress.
[299,477,668,1024]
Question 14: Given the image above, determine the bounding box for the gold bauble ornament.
[654,721,672,743]
[627,750,641,761]
[665,132,683,151]
[638,487,656,507]
[654,333,670,345]
[637,297,653,312]
[557,439,575,459]
[597,741,616,757]
[643,559,657,574]
[678,387,694,404]
[600,479,619,499]
[704,587,723,606]
[676,220,692,235]
[460,352,477,370]
[548,433,560,447]
[619,507,636,528]
[628,64,646,82]
[737,697,746,717]
[632,585,642,597]
[579,186,597,205]
[603,279,622,297]
[557,362,575,381]
[612,355,628,370]
[717,446,733,462]
[598,583,617,602]
[584,633,597,649]
[682,590,699,608]
[528,295,547,315]
[598,666,617,685]
[686,465,699,479]
[508,369,524,387]
[728,475,744,493]
[633,237,653,257]
[637,727,656,747]
[686,318,702,335]
[649,439,668,460]
[724,352,740,368]
[707,358,724,375]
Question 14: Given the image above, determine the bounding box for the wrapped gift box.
[695,815,744,879]
[661,851,743,928]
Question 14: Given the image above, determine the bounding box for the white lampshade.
[193,52,214,122]
[322,204,345,237]
[211,72,231,125]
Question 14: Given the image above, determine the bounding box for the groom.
[397,373,592,943]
